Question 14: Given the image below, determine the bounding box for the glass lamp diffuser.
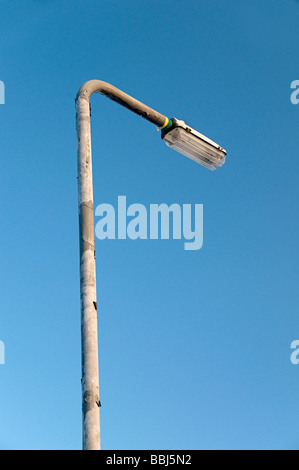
[162,119,226,170]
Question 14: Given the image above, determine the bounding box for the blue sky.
[0,0,298,450]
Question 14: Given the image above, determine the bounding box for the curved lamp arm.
[76,79,169,127]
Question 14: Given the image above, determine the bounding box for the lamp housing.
[161,118,226,170]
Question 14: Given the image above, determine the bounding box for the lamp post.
[75,80,226,450]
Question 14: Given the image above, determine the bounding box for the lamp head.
[161,118,226,170]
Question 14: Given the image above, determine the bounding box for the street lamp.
[75,80,227,451]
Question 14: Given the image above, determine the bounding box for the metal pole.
[75,80,168,450]
[76,92,100,451]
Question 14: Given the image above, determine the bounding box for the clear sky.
[0,0,298,450]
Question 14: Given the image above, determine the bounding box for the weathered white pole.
[76,92,101,451]
[76,81,167,450]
